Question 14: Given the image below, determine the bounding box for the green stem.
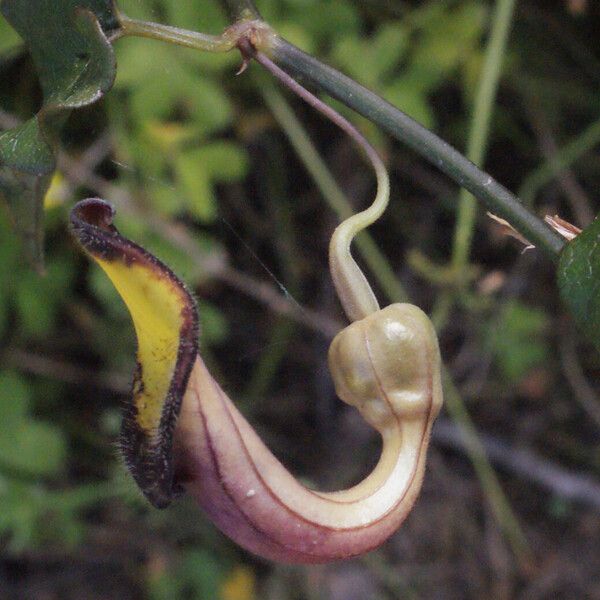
[270,37,565,260]
[117,14,237,52]
[452,0,517,272]
[261,84,408,304]
[518,115,600,207]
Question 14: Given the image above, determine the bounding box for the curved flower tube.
[70,28,443,562]
[70,196,442,563]
[70,34,444,562]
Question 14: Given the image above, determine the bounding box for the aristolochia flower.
[70,197,442,564]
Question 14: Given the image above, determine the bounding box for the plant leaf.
[558,216,600,354]
[0,0,119,269]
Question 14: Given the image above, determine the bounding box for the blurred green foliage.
[331,1,487,128]
[0,371,66,477]
[149,549,226,600]
[487,300,550,383]
[0,11,19,51]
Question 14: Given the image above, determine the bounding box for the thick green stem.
[452,0,517,272]
[270,37,565,260]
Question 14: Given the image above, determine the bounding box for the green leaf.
[198,300,229,345]
[0,480,40,552]
[0,421,66,477]
[0,371,66,477]
[199,141,249,182]
[175,150,215,221]
[15,255,75,338]
[488,301,549,383]
[0,13,21,53]
[284,0,360,42]
[176,142,248,221]
[116,37,234,134]
[0,479,87,553]
[331,24,409,90]
[148,549,226,600]
[383,81,434,129]
[0,0,119,268]
[558,217,600,354]
[0,211,19,337]
[163,0,228,34]
[405,1,486,93]
[0,371,31,427]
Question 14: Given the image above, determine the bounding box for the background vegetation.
[1,0,600,597]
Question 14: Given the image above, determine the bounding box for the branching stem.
[117,12,275,55]
[452,0,517,273]
[115,5,565,261]
[118,14,235,52]
[269,38,565,260]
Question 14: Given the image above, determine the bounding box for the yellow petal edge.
[70,198,198,508]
